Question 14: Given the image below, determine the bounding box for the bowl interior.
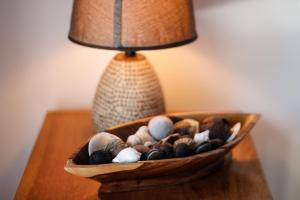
[72,112,256,165]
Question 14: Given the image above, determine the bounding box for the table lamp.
[69,0,197,132]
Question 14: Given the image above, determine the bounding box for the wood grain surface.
[14,111,273,200]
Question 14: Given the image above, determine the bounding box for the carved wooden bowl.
[64,112,260,194]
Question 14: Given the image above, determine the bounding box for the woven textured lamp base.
[92,53,166,132]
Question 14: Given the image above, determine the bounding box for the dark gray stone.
[89,150,113,164]
[175,143,193,157]
[194,142,212,154]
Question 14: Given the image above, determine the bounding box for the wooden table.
[14,111,272,200]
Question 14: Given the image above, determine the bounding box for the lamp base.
[92,53,166,132]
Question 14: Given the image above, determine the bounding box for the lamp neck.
[125,50,136,57]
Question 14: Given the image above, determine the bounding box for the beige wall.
[0,0,300,199]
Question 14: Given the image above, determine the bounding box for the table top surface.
[14,111,272,200]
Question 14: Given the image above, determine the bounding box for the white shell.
[148,116,174,140]
[88,132,125,156]
[226,122,241,142]
[126,134,143,146]
[135,126,156,143]
[112,147,142,163]
[193,130,210,145]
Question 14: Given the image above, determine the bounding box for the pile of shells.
[88,115,241,164]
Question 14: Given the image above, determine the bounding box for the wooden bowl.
[64,112,260,193]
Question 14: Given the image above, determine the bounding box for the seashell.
[148,116,174,140]
[193,130,210,145]
[201,117,231,142]
[127,126,156,147]
[147,149,164,160]
[147,142,174,160]
[174,119,199,136]
[89,150,113,164]
[135,126,156,144]
[88,132,126,157]
[160,133,181,145]
[112,147,141,163]
[194,142,212,154]
[174,137,194,148]
[126,134,143,146]
[226,122,241,142]
[133,144,150,154]
[159,142,173,148]
[149,143,161,150]
[174,143,193,157]
[144,141,157,148]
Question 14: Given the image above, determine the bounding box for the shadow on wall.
[253,120,290,200]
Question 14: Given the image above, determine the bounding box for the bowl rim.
[64,111,260,177]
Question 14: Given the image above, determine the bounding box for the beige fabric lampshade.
[69,0,197,50]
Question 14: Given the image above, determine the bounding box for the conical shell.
[112,147,141,163]
[193,130,210,145]
[226,122,241,142]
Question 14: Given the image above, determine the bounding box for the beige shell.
[160,133,181,145]
[174,137,194,148]
[174,119,199,136]
[135,126,156,144]
[126,134,143,146]
[133,145,150,154]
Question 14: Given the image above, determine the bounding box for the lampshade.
[69,0,197,50]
